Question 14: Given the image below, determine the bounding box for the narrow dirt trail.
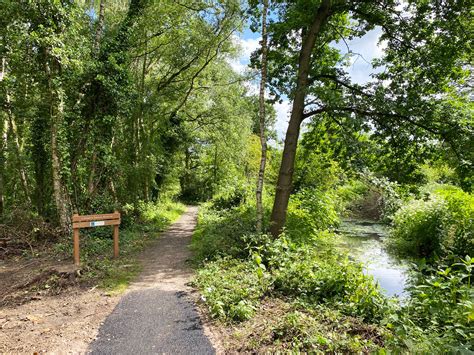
[89,206,215,354]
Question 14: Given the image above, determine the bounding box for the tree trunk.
[44,49,71,234]
[5,105,31,204]
[213,144,218,196]
[87,0,106,203]
[269,0,331,237]
[87,151,97,196]
[94,0,106,55]
[256,0,269,234]
[0,114,6,217]
[2,60,31,205]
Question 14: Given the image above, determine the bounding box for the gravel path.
[89,206,215,354]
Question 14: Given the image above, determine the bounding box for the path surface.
[89,206,215,354]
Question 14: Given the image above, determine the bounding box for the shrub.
[386,257,474,352]
[193,195,474,352]
[391,197,447,257]
[195,228,388,324]
[335,179,370,214]
[391,185,473,258]
[434,186,474,256]
[191,203,256,263]
[268,242,388,322]
[286,188,339,241]
[211,187,246,210]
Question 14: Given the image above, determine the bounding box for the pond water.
[336,219,411,298]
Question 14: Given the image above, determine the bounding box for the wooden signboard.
[72,211,120,266]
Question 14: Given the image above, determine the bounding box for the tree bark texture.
[269,0,331,237]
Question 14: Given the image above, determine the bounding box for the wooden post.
[73,213,80,266]
[71,211,120,265]
[113,210,119,258]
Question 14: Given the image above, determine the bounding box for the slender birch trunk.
[256,0,269,234]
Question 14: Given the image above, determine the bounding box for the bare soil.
[0,257,121,353]
[0,287,120,353]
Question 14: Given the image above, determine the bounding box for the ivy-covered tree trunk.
[44,49,71,234]
[256,0,269,234]
[87,0,106,201]
[94,0,106,55]
[0,114,5,217]
[5,90,31,204]
[269,0,331,237]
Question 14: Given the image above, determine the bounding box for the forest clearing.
[1,0,472,353]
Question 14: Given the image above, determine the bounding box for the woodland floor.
[0,206,219,354]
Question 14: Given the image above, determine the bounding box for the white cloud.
[228,59,248,74]
[235,35,261,60]
[332,27,387,84]
[227,35,261,74]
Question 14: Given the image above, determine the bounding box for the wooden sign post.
[72,211,121,266]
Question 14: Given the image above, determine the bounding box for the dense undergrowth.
[54,200,185,292]
[192,177,473,353]
[391,184,473,259]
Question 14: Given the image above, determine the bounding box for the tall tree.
[269,0,332,236]
[256,0,269,233]
[259,0,472,237]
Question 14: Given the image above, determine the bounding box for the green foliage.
[261,236,388,323]
[136,200,186,230]
[268,306,385,353]
[335,179,370,211]
[387,258,474,353]
[0,0,253,230]
[194,257,270,321]
[193,202,473,352]
[391,185,473,258]
[418,163,459,186]
[211,187,246,211]
[286,188,340,240]
[191,203,256,263]
[391,197,447,257]
[193,204,387,324]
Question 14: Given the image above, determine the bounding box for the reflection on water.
[336,219,411,298]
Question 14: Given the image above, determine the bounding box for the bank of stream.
[336,219,412,298]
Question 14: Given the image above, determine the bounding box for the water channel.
[336,219,412,298]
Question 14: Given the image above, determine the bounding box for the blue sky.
[230,26,386,139]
